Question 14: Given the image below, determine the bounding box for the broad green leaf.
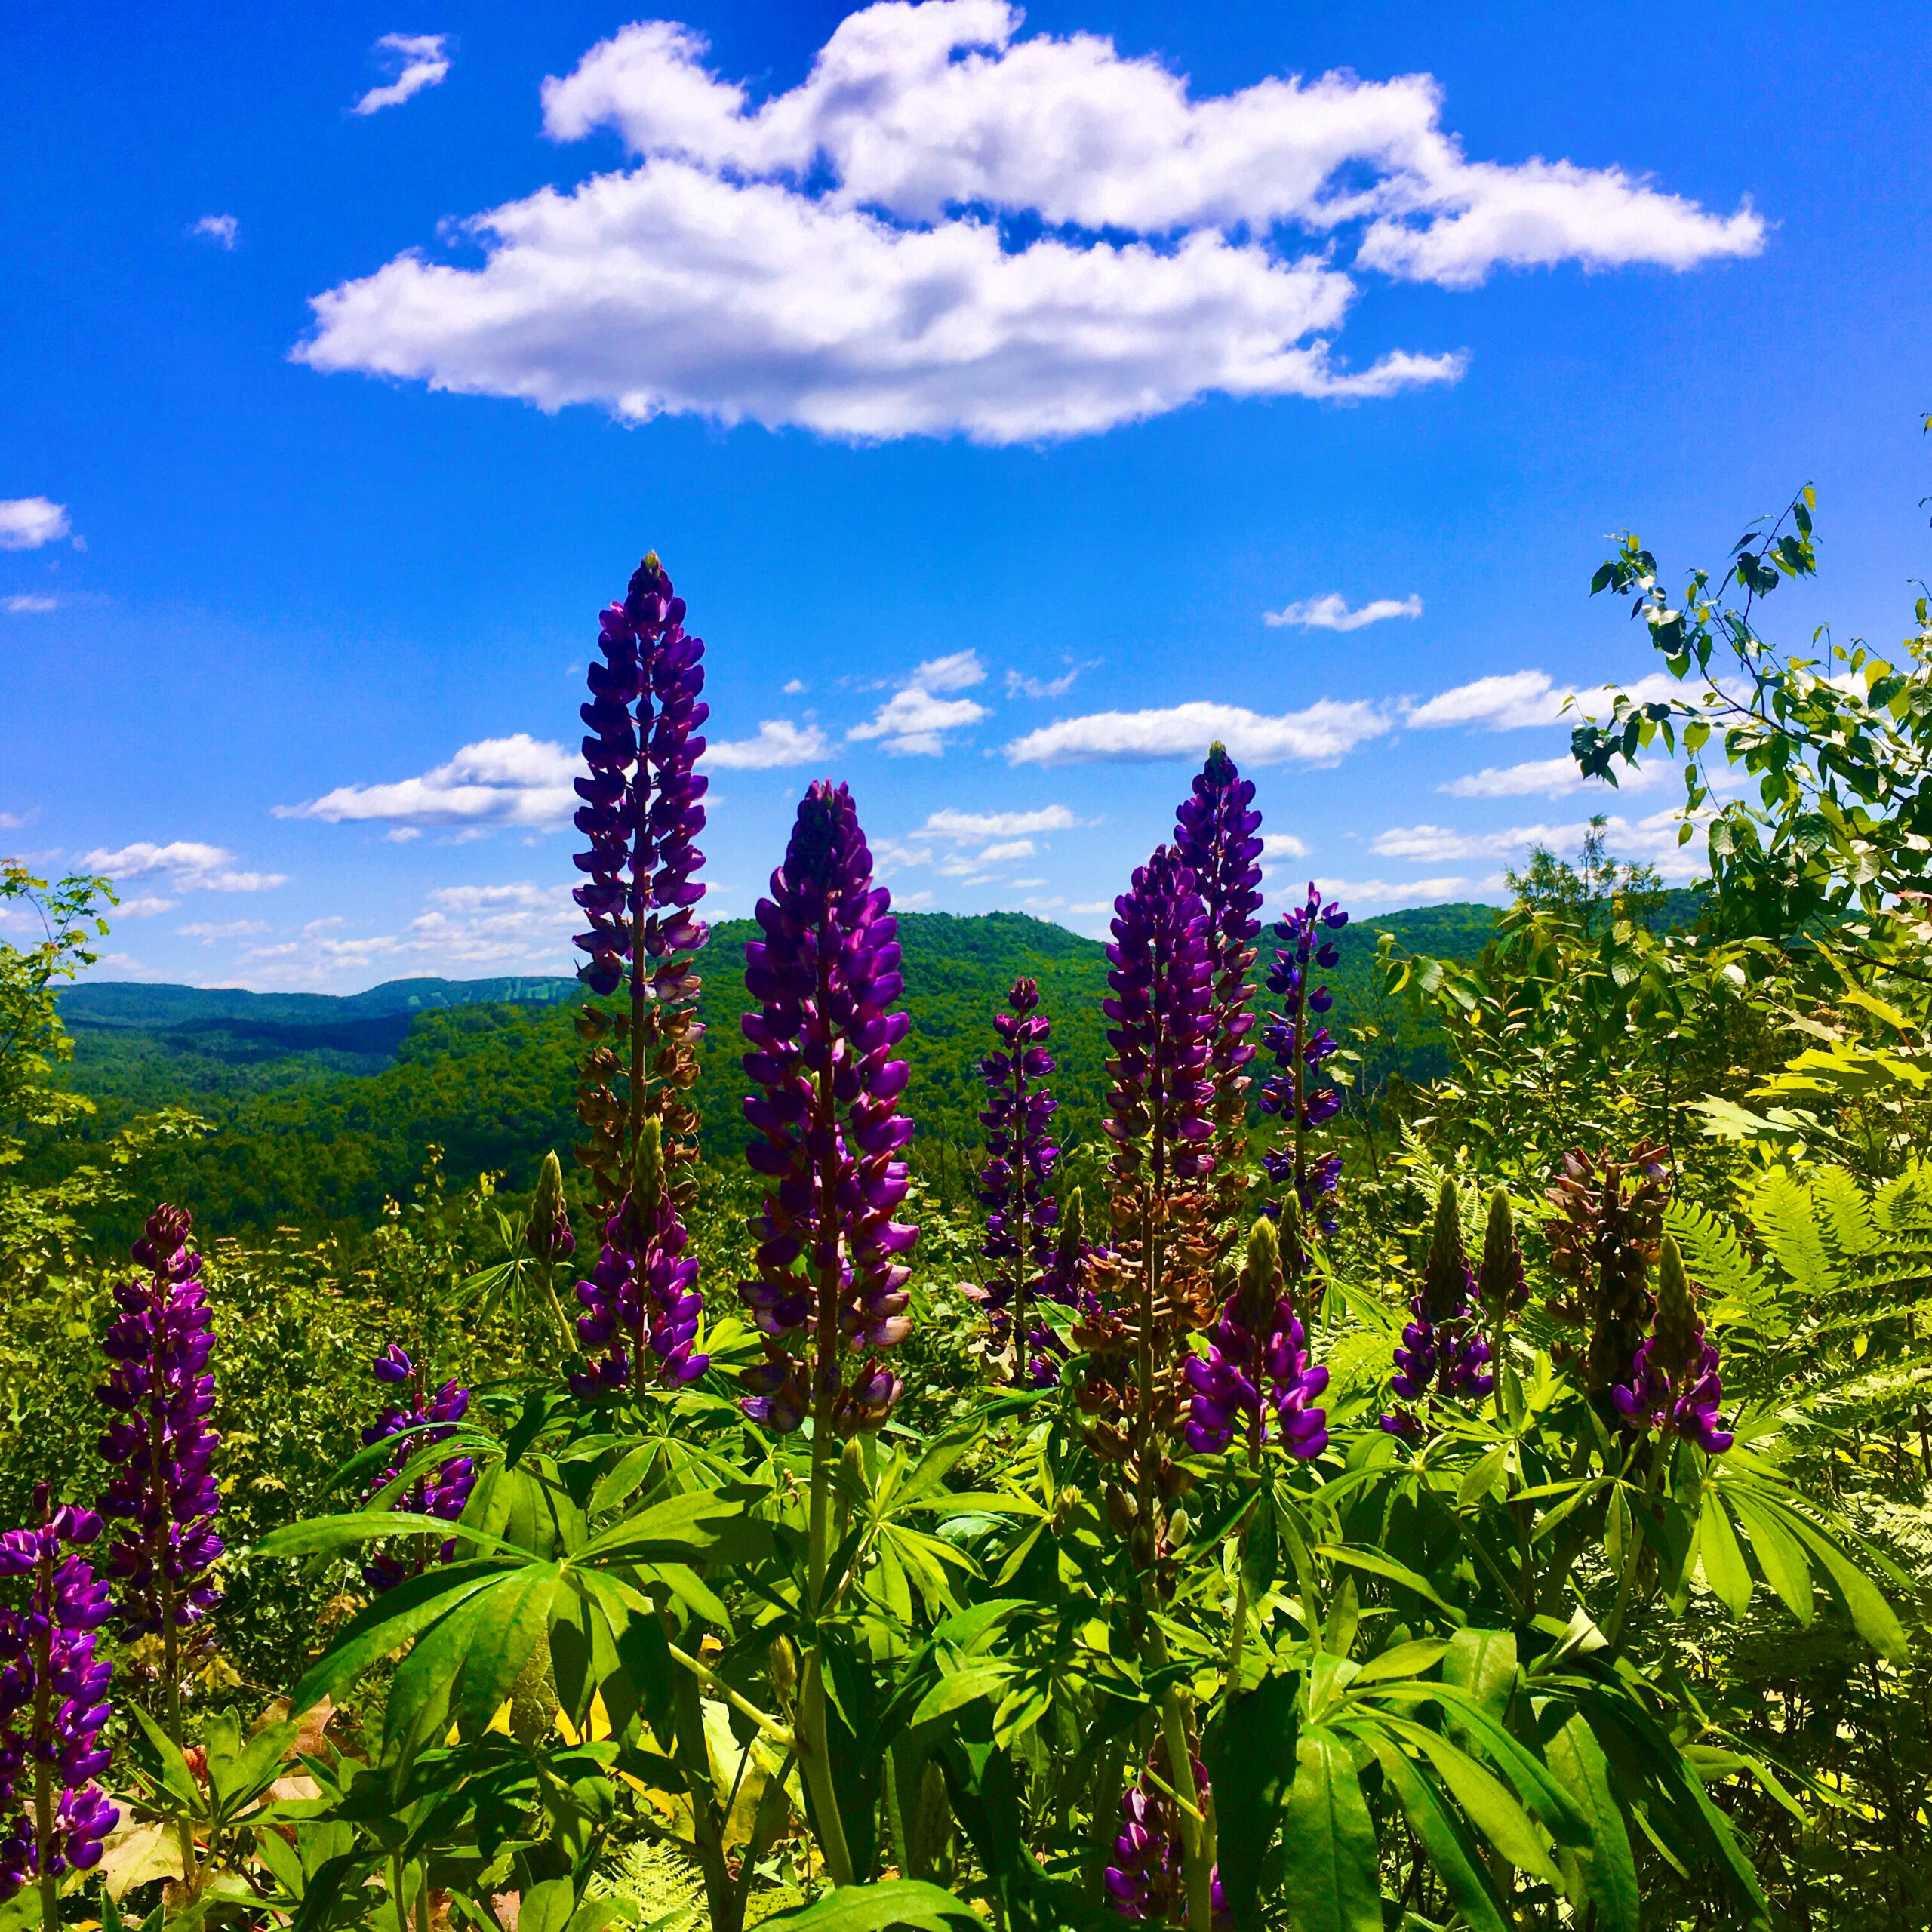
[1393,1721,1558,1884]
[1278,1726,1382,1932]
[126,1701,205,1814]
[1777,1509,1909,1660]
[911,1663,1013,1727]
[1204,1668,1300,1923]
[757,1879,981,1930]
[254,1511,523,1561]
[208,1718,300,1817]
[1315,1544,1466,1623]
[1457,1444,1506,1509]
[580,1486,769,1566]
[1725,1491,1813,1623]
[1698,1489,1752,1620]
[1351,1640,1449,1685]
[518,1879,577,1932]
[1443,1629,1515,1724]
[385,1567,559,1762]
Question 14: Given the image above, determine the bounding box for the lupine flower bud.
[1613,1237,1734,1454]
[1382,1180,1492,1438]
[0,1487,118,1900]
[1476,1187,1527,1319]
[737,781,918,1437]
[971,977,1065,1385]
[1184,1215,1329,1460]
[95,1205,223,1642]
[361,1348,475,1595]
[570,1119,710,1398]
[525,1151,575,1263]
[1257,884,1349,1235]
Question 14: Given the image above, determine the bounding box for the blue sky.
[4,2,1927,990]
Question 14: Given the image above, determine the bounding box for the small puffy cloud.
[4,595,57,614]
[708,718,829,770]
[911,650,986,693]
[848,687,988,757]
[1371,820,1589,863]
[1069,899,1112,915]
[1266,592,1422,632]
[80,841,287,893]
[875,801,1082,884]
[1262,832,1312,860]
[190,214,238,248]
[116,897,178,918]
[1409,669,1565,730]
[352,32,451,116]
[920,805,1082,841]
[278,733,574,829]
[1006,698,1388,768]
[0,498,70,551]
[178,918,269,943]
[781,678,806,695]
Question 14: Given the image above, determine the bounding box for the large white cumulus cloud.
[297,2,1760,445]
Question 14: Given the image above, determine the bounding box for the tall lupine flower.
[1104,1738,1227,1927]
[570,1121,709,1400]
[525,1150,576,1266]
[969,977,1062,1383]
[737,781,918,1441]
[1475,1187,1527,1416]
[96,1206,223,1651]
[361,1347,477,1595]
[1545,1142,1670,1404]
[1257,884,1349,1239]
[1614,1236,1734,1454]
[0,1488,118,1912]
[1172,746,1264,1275]
[1185,1214,1329,1461]
[571,552,710,1220]
[1381,1180,1493,1441]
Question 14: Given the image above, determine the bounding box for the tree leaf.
[1278,1725,1383,1932]
[755,1879,981,1931]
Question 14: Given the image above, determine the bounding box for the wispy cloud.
[0,498,70,551]
[178,918,269,943]
[352,32,451,116]
[3,595,57,614]
[1440,754,1666,799]
[80,841,287,893]
[874,803,1084,885]
[1265,592,1422,632]
[1005,659,1095,700]
[708,718,829,770]
[1005,698,1388,768]
[1312,875,1475,906]
[189,214,238,248]
[278,734,574,829]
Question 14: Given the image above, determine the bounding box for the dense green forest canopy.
[34,903,1520,1241]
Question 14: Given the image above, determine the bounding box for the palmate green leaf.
[1379,1715,1558,1884]
[1361,1734,1506,1932]
[910,1663,1014,1727]
[1278,1725,1383,1932]
[288,1560,513,1719]
[1776,1506,1909,1660]
[580,1484,771,1566]
[254,1511,528,1561]
[127,1700,206,1815]
[755,1879,981,1931]
[1313,1544,1466,1622]
[1351,1639,1449,1685]
[208,1717,300,1817]
[1443,1629,1515,1723]
[385,1566,561,1763]
[1721,1488,1813,1623]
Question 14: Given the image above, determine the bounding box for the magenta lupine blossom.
[95,1206,222,1640]
[1613,1236,1734,1454]
[737,782,918,1438]
[361,1346,476,1594]
[569,1158,709,1399]
[571,554,709,1002]
[1104,1743,1227,1926]
[973,976,1064,1384]
[1102,848,1216,1187]
[1186,1220,1329,1460]
[1257,884,1349,1233]
[1382,1181,1493,1441]
[0,1489,118,1901]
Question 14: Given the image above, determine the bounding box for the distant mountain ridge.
[61,974,580,1031]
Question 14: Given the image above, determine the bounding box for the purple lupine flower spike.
[95,1206,223,1644]
[1257,883,1349,1237]
[1173,743,1265,1264]
[737,781,918,1437]
[1381,1180,1493,1440]
[970,977,1064,1384]
[1186,1213,1329,1461]
[1104,1738,1228,1925]
[1614,1236,1733,1454]
[570,1119,710,1399]
[361,1348,476,1595]
[0,1485,119,1903]
[572,553,710,1224]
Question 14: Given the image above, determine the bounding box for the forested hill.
[45,904,1502,1239]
